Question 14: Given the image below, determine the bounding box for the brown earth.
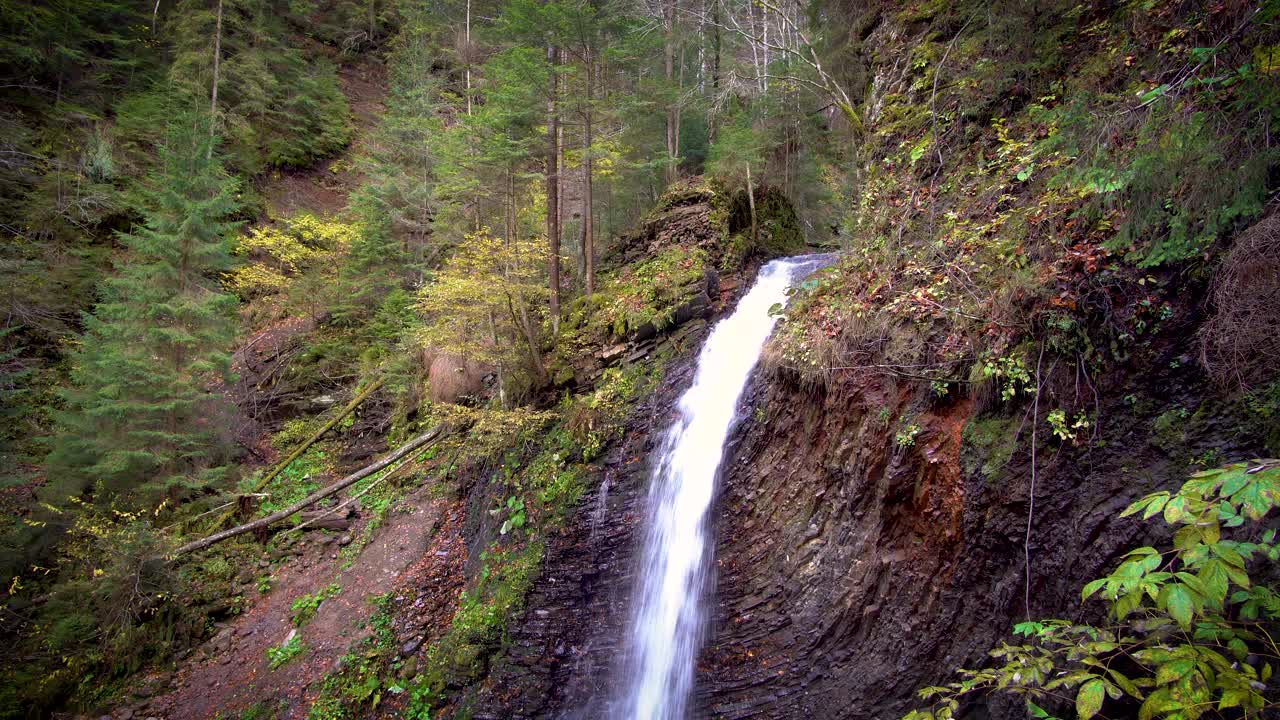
[128,492,464,720]
[258,58,386,220]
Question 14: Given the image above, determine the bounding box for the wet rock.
[206,626,234,656]
[401,636,423,655]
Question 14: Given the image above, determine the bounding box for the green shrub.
[267,633,306,670]
[904,459,1280,720]
[291,583,342,627]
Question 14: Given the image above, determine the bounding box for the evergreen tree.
[167,0,353,173]
[44,116,241,511]
[0,326,32,488]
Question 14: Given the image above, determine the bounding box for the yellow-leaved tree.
[224,213,359,320]
[417,228,548,405]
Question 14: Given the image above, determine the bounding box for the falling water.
[616,254,834,720]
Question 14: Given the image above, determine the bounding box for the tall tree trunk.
[749,0,763,93]
[583,47,596,298]
[503,165,547,384]
[464,0,473,116]
[761,0,769,91]
[675,42,685,167]
[208,0,223,160]
[506,166,516,245]
[663,0,678,185]
[746,163,757,247]
[712,0,721,93]
[510,293,547,384]
[488,310,507,408]
[546,44,561,334]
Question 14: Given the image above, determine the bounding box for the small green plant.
[290,583,341,627]
[256,576,272,594]
[1046,409,1090,444]
[402,682,433,720]
[499,496,526,535]
[267,633,306,670]
[977,352,1032,402]
[896,423,922,448]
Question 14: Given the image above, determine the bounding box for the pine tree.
[44,116,241,511]
[167,0,352,173]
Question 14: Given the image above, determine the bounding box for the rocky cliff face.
[469,293,1265,720]
[467,328,702,719]
[697,326,1267,719]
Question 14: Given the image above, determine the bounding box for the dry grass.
[1200,212,1280,390]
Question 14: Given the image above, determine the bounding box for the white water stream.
[616,255,833,720]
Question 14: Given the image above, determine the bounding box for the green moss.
[720,186,807,271]
[961,416,1019,481]
[1150,406,1190,453]
[560,243,711,351]
[652,177,718,213]
[414,540,543,695]
[1243,381,1280,456]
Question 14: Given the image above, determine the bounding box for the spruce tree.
[44,116,241,511]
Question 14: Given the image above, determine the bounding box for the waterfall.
[615,254,833,720]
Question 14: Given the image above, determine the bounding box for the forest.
[1,1,1279,719]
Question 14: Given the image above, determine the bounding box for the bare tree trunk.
[510,293,547,384]
[749,0,764,94]
[504,165,547,384]
[171,424,450,557]
[675,42,685,168]
[488,309,507,408]
[712,0,721,92]
[464,0,473,116]
[506,166,516,244]
[583,47,596,297]
[547,44,561,334]
[557,115,565,245]
[663,0,678,185]
[761,0,769,91]
[208,0,223,160]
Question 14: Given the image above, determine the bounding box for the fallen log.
[294,511,352,531]
[208,377,387,532]
[171,423,449,558]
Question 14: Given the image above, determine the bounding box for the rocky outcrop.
[694,330,1267,719]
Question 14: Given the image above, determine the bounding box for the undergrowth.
[769,0,1279,414]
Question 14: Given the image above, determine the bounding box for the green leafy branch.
[904,460,1280,720]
